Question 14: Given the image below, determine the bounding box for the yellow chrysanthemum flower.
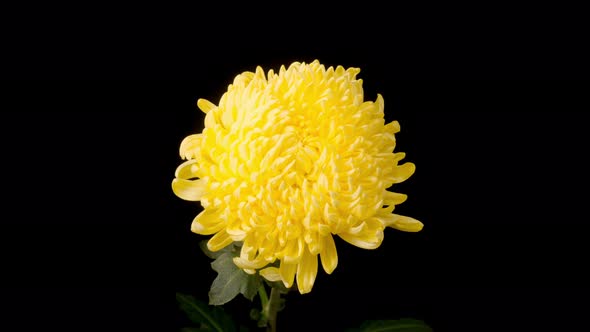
[173,60,422,294]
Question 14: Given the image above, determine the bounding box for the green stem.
[264,286,281,332]
[258,285,269,311]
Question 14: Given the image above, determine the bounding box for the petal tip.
[197,98,216,114]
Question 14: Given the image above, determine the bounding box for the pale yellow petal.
[179,134,202,160]
[338,233,382,249]
[319,235,338,274]
[207,230,233,252]
[171,178,205,201]
[296,247,318,294]
[338,219,385,249]
[191,209,225,235]
[383,214,423,232]
[175,159,199,180]
[197,98,216,114]
[279,261,297,288]
[260,267,282,282]
[233,256,268,270]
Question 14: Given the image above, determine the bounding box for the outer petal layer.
[296,247,318,294]
[382,214,424,232]
[320,235,338,274]
[171,178,205,201]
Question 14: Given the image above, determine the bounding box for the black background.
[2,5,590,332]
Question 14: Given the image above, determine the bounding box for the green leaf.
[346,319,432,332]
[208,247,263,304]
[209,252,248,305]
[240,272,262,301]
[176,293,237,332]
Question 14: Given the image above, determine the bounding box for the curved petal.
[296,247,318,294]
[172,178,205,201]
[306,230,322,256]
[197,98,217,114]
[338,218,384,249]
[233,256,268,270]
[175,159,199,179]
[383,213,423,232]
[383,191,407,206]
[385,162,415,184]
[179,134,202,160]
[279,261,297,288]
[260,267,282,282]
[280,238,304,264]
[226,217,247,241]
[191,209,226,235]
[384,120,400,134]
[375,94,385,114]
[207,230,233,252]
[320,235,338,274]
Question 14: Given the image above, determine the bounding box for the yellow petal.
[383,214,423,232]
[172,178,205,201]
[233,238,269,270]
[296,247,318,294]
[388,162,415,184]
[281,238,304,264]
[385,120,400,134]
[191,209,226,235]
[197,98,216,114]
[306,230,322,255]
[179,134,202,160]
[375,94,385,114]
[338,219,384,249]
[319,235,338,274]
[175,159,199,180]
[260,267,282,282]
[226,217,247,241]
[233,256,268,270]
[383,191,407,206]
[207,230,233,252]
[279,261,297,288]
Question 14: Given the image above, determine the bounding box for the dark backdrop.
[2,7,589,332]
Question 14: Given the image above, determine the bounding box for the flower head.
[173,60,422,294]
